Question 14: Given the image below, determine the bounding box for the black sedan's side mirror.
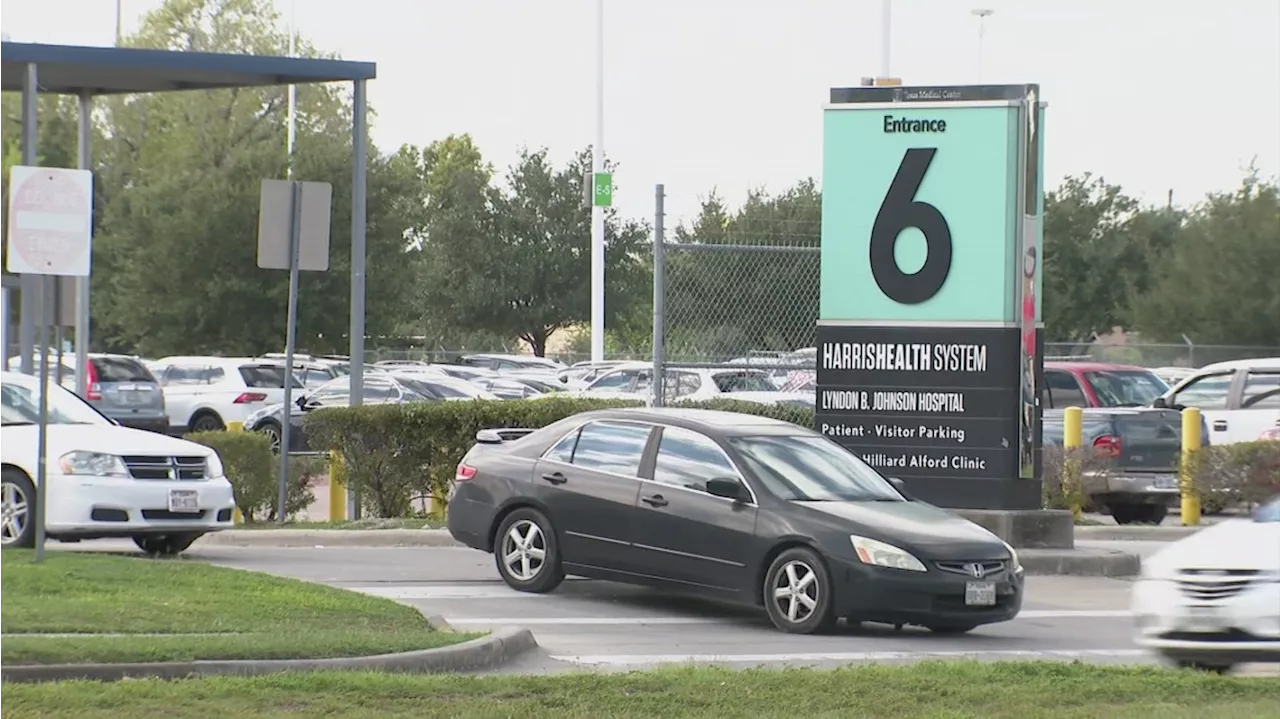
[706,477,749,502]
[295,394,311,410]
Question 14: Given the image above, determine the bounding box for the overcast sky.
[4,0,1278,224]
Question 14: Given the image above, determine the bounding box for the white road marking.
[442,610,1132,627]
[547,648,1151,666]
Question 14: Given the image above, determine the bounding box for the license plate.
[168,490,199,513]
[1152,475,1179,489]
[1181,605,1226,632]
[965,581,997,606]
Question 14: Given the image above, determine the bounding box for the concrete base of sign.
[953,508,1075,549]
[907,477,1044,512]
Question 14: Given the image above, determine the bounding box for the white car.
[575,362,784,403]
[150,356,304,433]
[1,371,236,554]
[1156,357,1280,445]
[1131,495,1280,673]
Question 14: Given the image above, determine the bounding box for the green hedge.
[184,431,319,522]
[303,397,815,518]
[301,397,1280,519]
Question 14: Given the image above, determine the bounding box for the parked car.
[245,372,440,453]
[1043,408,1190,525]
[150,357,302,434]
[1152,366,1197,386]
[458,353,565,373]
[253,355,341,387]
[576,362,782,403]
[1154,358,1280,445]
[1,371,236,553]
[8,353,170,433]
[447,407,1023,635]
[1040,361,1170,410]
[1131,493,1280,673]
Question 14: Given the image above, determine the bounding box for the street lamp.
[971,9,994,83]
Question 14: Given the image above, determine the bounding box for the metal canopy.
[1,41,376,95]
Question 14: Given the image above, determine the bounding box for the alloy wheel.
[501,519,547,582]
[772,559,819,624]
[1,480,30,547]
[263,425,282,454]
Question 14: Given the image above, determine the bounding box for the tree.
[87,0,423,356]
[1041,174,1174,343]
[418,145,649,357]
[1129,173,1280,346]
[665,180,821,360]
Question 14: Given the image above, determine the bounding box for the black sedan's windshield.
[727,434,902,502]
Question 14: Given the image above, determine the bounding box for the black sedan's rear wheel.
[493,508,565,594]
[763,547,836,634]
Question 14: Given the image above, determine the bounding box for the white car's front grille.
[121,455,207,481]
[1175,568,1258,601]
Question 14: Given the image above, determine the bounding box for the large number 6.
[869,147,953,304]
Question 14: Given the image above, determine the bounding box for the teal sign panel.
[820,101,1020,322]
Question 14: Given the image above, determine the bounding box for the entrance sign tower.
[817,84,1046,510]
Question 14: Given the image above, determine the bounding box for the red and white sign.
[5,166,93,277]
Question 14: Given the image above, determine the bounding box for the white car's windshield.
[1,378,111,426]
[728,435,902,502]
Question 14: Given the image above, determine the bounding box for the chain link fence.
[1044,342,1280,368]
[651,184,820,373]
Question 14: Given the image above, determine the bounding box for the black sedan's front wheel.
[494,508,565,594]
[763,547,836,634]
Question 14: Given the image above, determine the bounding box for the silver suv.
[82,354,168,433]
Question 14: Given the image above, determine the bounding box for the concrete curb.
[0,626,538,684]
[202,528,463,548]
[1075,525,1203,542]
[1021,548,1141,577]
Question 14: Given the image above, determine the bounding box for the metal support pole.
[277,181,302,524]
[347,78,368,520]
[879,0,892,78]
[34,277,51,562]
[651,185,666,407]
[589,0,606,363]
[75,94,92,394]
[18,64,38,376]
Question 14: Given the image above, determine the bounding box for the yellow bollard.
[1180,407,1202,526]
[328,450,347,523]
[226,421,244,432]
[1063,406,1083,520]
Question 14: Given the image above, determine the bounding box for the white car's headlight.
[850,535,927,572]
[1002,540,1023,573]
[204,452,225,478]
[58,451,130,477]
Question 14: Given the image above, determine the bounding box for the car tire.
[259,421,283,454]
[1110,503,1167,525]
[133,533,203,556]
[493,508,565,594]
[190,412,225,433]
[1,468,36,548]
[762,547,837,634]
[1174,659,1234,674]
[927,624,978,635]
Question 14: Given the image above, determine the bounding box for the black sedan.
[447,407,1024,634]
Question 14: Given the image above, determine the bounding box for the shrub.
[184,431,316,522]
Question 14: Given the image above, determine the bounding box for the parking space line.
[547,648,1150,666]
[442,610,1132,626]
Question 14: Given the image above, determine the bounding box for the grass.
[0,550,477,665]
[3,662,1278,719]
[239,518,441,530]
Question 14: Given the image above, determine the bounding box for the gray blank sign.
[257,179,333,272]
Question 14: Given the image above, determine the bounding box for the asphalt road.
[59,540,1278,676]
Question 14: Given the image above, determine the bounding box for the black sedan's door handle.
[1212,420,1228,431]
[541,472,567,485]
[640,494,668,507]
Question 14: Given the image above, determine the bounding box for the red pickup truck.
[1041,361,1171,409]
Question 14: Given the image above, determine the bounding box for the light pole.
[589,0,605,363]
[879,0,893,78]
[286,0,297,178]
[971,9,994,83]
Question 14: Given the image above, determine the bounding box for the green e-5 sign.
[820,98,1027,323]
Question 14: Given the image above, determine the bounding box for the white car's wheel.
[1,469,36,548]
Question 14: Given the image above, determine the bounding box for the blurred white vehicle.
[1151,366,1196,386]
[1131,495,1280,673]
[149,356,303,433]
[573,361,786,403]
[1,371,236,554]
